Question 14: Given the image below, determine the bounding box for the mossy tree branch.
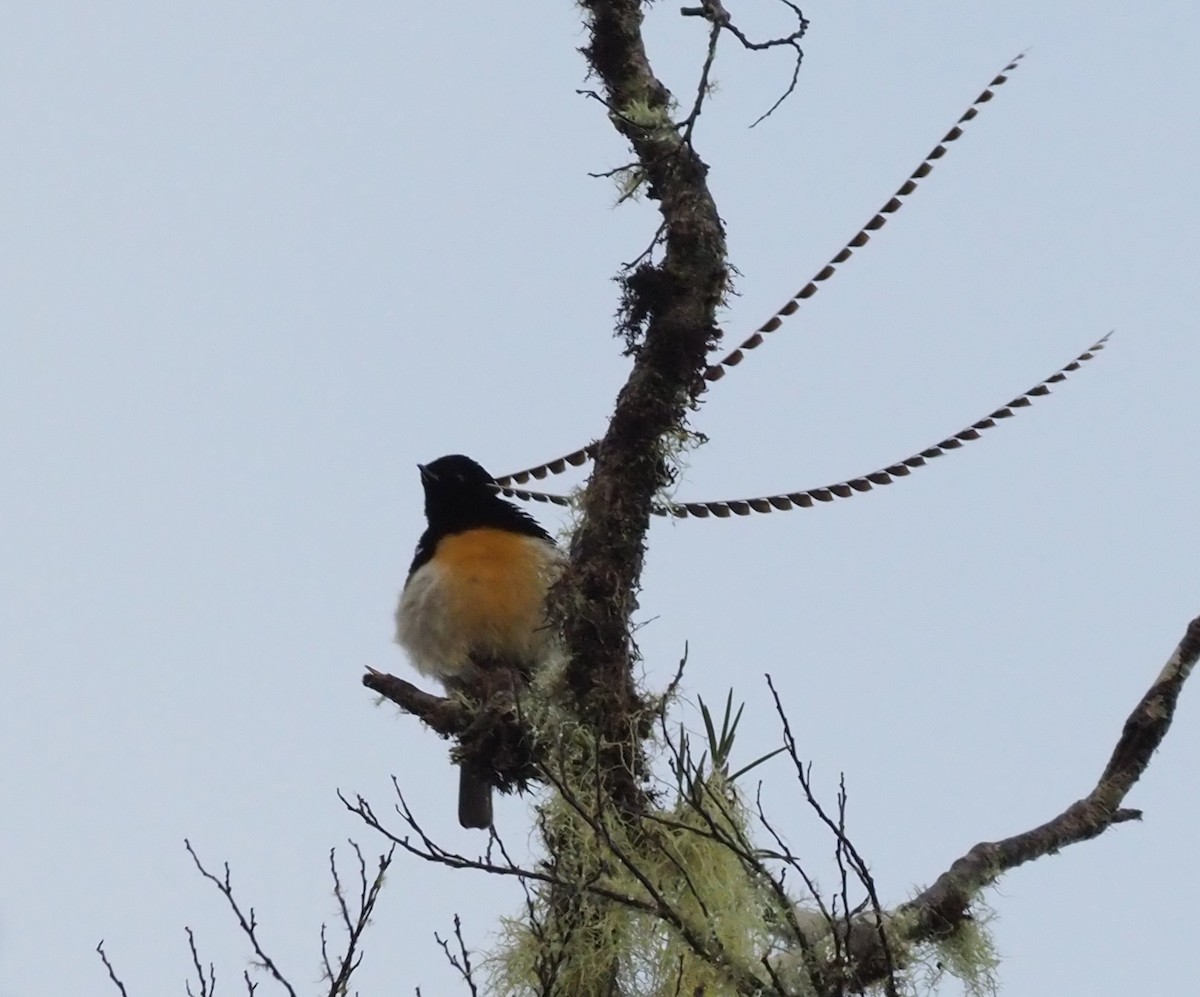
[356,613,1197,996]
[787,611,1200,993]
[554,0,730,817]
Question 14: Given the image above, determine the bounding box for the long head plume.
[496,334,1110,518]
[494,53,1026,489]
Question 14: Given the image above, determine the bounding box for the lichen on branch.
[556,0,730,819]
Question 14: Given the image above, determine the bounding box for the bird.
[395,454,562,828]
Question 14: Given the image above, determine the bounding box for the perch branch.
[363,667,472,737]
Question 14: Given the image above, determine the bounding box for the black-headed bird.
[395,454,562,828]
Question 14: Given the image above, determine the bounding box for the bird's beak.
[418,462,434,482]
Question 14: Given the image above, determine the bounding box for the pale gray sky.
[2,3,1197,995]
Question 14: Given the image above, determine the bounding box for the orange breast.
[433,528,554,656]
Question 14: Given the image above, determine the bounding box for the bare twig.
[434,915,481,996]
[837,777,899,997]
[588,160,640,180]
[185,927,216,997]
[760,708,903,992]
[677,18,724,141]
[681,0,809,127]
[339,786,660,916]
[322,842,394,996]
[751,785,828,987]
[622,219,668,269]
[96,942,130,996]
[184,839,298,997]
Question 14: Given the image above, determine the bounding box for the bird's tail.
[458,767,493,829]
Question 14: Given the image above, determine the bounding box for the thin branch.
[588,160,640,179]
[837,776,899,997]
[339,787,660,916]
[185,927,216,997]
[770,610,1200,993]
[184,839,299,997]
[622,219,668,270]
[362,667,472,737]
[681,0,810,127]
[96,942,130,997]
[751,785,828,988]
[434,915,481,996]
[322,842,394,997]
[654,644,690,723]
[575,87,655,131]
[677,18,724,141]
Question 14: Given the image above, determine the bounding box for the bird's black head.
[419,454,496,494]
[416,454,551,543]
